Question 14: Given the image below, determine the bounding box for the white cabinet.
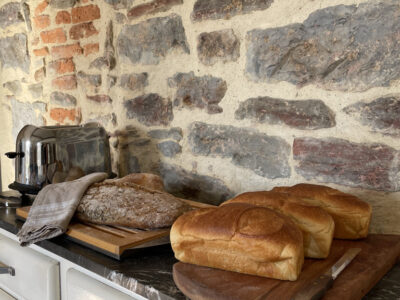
[0,229,146,300]
[0,236,60,300]
[0,288,16,300]
[66,269,134,300]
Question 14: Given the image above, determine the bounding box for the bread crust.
[76,178,190,229]
[272,183,372,239]
[170,203,304,281]
[223,191,335,258]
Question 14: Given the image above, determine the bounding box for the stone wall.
[1,0,400,233]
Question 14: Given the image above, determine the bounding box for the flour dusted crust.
[171,203,304,281]
[272,183,372,239]
[76,180,191,229]
[103,173,165,192]
[222,191,335,258]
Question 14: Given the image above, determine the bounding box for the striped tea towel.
[17,172,108,246]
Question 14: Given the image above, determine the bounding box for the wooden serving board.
[173,234,400,300]
[16,199,214,260]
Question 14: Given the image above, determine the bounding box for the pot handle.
[5,152,24,159]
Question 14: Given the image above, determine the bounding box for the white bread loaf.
[222,191,334,258]
[170,203,304,281]
[272,183,372,239]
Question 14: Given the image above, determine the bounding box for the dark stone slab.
[107,75,117,88]
[189,122,291,178]
[120,73,148,91]
[344,95,400,136]
[118,14,189,65]
[198,29,240,66]
[159,163,234,205]
[22,2,31,31]
[157,141,181,157]
[124,93,173,126]
[50,91,77,107]
[87,95,113,103]
[127,0,183,19]
[235,96,336,130]
[246,1,400,92]
[192,0,274,22]
[148,127,182,141]
[0,2,23,29]
[88,113,117,128]
[90,21,116,70]
[293,137,400,192]
[168,72,226,114]
[49,0,77,9]
[0,33,30,74]
[3,80,22,96]
[77,71,102,89]
[10,97,46,139]
[28,83,43,99]
[104,0,133,9]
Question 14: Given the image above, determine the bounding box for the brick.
[32,37,40,46]
[71,5,100,24]
[40,28,67,44]
[127,0,182,19]
[55,11,71,24]
[51,43,83,59]
[70,22,98,40]
[34,67,46,82]
[52,75,77,90]
[83,43,99,56]
[35,1,48,16]
[33,47,49,57]
[49,58,75,75]
[33,15,50,29]
[293,137,400,191]
[50,108,77,123]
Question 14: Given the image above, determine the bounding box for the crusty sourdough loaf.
[76,178,191,229]
[272,183,372,239]
[170,203,304,281]
[222,191,334,258]
[103,173,165,192]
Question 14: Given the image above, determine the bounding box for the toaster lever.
[5,152,25,159]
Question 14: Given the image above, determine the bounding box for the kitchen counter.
[0,206,399,300]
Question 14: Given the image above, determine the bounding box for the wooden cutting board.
[16,199,214,260]
[173,234,400,300]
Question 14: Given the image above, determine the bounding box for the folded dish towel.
[17,172,108,246]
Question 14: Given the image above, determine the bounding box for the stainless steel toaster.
[5,123,112,194]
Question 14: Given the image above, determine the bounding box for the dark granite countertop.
[0,207,399,300]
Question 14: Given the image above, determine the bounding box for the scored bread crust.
[103,173,165,192]
[272,183,372,239]
[170,203,304,281]
[76,180,191,229]
[222,191,335,258]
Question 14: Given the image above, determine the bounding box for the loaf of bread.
[170,203,304,281]
[76,177,191,229]
[272,183,372,239]
[222,191,334,258]
[103,173,165,192]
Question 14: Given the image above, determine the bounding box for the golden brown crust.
[222,191,335,258]
[103,173,165,192]
[170,203,304,281]
[272,183,372,239]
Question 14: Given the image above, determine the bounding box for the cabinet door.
[0,288,16,300]
[66,269,136,300]
[0,236,60,300]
